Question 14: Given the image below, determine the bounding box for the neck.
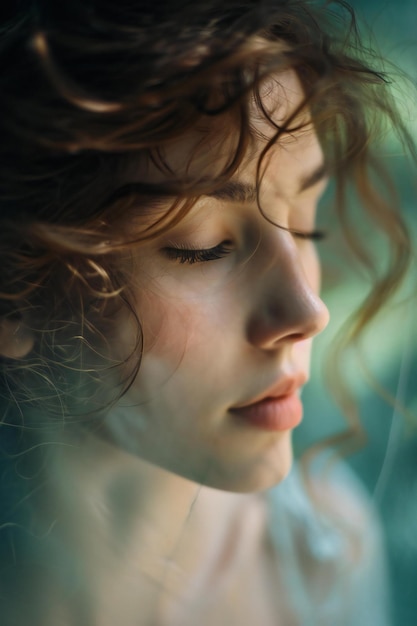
[12,426,266,625]
[49,430,247,574]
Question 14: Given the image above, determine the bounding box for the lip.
[229,373,307,432]
[230,393,303,431]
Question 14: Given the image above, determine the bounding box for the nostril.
[286,332,307,342]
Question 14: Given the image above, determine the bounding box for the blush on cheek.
[135,290,202,361]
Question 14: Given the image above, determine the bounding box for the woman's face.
[103,71,330,492]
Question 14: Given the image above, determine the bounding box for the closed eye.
[291,229,327,241]
[163,240,233,264]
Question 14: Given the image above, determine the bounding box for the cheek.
[109,293,189,394]
[128,287,212,372]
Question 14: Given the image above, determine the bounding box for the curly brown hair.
[0,0,413,429]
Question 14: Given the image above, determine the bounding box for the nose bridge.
[246,229,329,348]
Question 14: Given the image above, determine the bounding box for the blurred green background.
[295,2,417,624]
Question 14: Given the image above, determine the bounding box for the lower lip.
[229,393,303,431]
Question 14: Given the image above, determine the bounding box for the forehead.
[137,69,314,185]
[250,69,307,138]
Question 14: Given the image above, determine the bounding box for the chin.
[190,432,294,494]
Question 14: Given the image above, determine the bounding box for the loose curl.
[0,0,413,434]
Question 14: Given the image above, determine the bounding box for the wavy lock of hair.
[0,0,414,428]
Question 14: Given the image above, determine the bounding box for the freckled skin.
[102,70,330,493]
[2,71,335,626]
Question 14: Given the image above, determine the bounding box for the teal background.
[295,2,417,624]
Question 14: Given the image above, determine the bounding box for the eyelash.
[163,229,327,265]
[292,229,327,241]
[163,241,233,265]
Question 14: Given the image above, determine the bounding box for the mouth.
[229,374,307,432]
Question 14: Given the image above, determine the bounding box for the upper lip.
[229,372,308,410]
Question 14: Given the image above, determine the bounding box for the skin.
[5,71,333,626]
[102,70,330,493]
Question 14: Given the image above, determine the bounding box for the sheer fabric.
[267,461,390,625]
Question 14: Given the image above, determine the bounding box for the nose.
[246,231,330,349]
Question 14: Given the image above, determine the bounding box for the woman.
[0,1,412,624]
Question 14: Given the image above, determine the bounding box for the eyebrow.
[206,162,328,203]
[207,180,258,204]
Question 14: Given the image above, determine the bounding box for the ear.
[0,318,35,359]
